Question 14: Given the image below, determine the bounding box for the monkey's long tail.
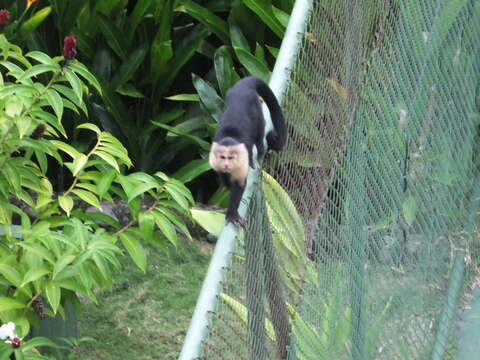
[248,77,287,152]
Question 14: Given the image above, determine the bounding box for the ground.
[73,238,212,360]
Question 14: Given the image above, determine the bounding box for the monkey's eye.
[220,155,226,159]
[228,156,234,160]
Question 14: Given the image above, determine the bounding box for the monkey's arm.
[225,181,245,227]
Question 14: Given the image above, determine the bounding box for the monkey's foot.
[227,216,245,228]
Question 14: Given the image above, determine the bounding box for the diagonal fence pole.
[178,1,312,359]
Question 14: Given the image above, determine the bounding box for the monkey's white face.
[209,142,249,185]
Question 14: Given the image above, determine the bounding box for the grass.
[73,238,212,360]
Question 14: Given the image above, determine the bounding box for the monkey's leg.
[226,181,246,227]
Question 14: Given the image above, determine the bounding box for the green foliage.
[0,0,293,199]
[0,35,193,346]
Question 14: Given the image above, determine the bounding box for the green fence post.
[347,117,368,360]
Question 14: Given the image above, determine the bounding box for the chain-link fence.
[183,0,480,359]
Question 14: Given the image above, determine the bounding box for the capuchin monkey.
[209,76,287,226]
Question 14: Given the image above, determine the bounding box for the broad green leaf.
[127,0,153,40]
[97,169,116,198]
[116,83,145,98]
[233,47,270,82]
[74,211,121,230]
[263,171,304,257]
[13,349,24,360]
[192,73,224,123]
[67,61,102,95]
[52,84,87,115]
[272,5,290,27]
[112,45,148,88]
[165,94,199,101]
[156,25,209,93]
[51,0,88,34]
[19,64,58,81]
[152,122,210,151]
[92,252,111,282]
[152,211,177,246]
[52,254,76,280]
[50,140,80,159]
[214,46,237,97]
[242,0,285,37]
[20,243,55,264]
[173,159,211,183]
[190,208,225,236]
[220,293,276,341]
[97,144,131,166]
[34,149,48,174]
[0,264,22,288]
[402,195,418,226]
[58,195,74,216]
[15,116,32,138]
[139,212,155,243]
[96,13,127,59]
[0,297,25,312]
[71,188,101,208]
[5,96,23,117]
[45,281,61,314]
[120,232,147,272]
[20,6,52,37]
[0,62,26,82]
[21,337,59,352]
[229,23,250,52]
[255,43,266,63]
[157,208,192,240]
[151,38,173,78]
[149,0,173,78]
[94,151,119,172]
[127,183,159,203]
[64,68,83,103]
[116,174,135,200]
[266,45,279,58]
[26,51,58,67]
[77,123,101,134]
[72,153,88,176]
[31,109,67,137]
[164,179,193,205]
[20,266,49,287]
[177,0,229,43]
[44,88,64,121]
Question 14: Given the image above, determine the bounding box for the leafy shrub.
[0,32,193,350]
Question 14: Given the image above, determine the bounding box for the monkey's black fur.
[212,76,287,225]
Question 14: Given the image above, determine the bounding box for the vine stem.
[113,200,158,236]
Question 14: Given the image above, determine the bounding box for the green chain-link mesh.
[195,1,480,359]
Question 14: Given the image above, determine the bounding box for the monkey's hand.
[226,214,245,228]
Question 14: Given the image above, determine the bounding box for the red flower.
[63,35,77,61]
[0,10,10,32]
[10,337,21,348]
